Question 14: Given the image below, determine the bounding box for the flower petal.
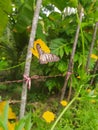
[91,54,98,60]
[42,111,55,123]
[60,100,68,107]
[31,39,50,58]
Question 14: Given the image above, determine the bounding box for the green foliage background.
[0,0,98,129]
[0,0,98,91]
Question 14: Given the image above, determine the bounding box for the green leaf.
[15,113,32,130]
[63,45,71,55]
[69,0,78,7]
[0,60,8,69]
[50,38,66,56]
[48,12,61,22]
[0,120,5,130]
[15,0,35,32]
[58,61,67,72]
[49,0,68,11]
[24,113,32,130]
[0,0,12,36]
[45,80,56,92]
[59,48,64,58]
[15,118,25,130]
[0,0,11,13]
[36,23,46,40]
[0,102,9,130]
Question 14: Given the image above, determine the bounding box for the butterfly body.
[36,44,60,64]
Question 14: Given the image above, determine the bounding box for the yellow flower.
[77,76,80,79]
[8,121,25,130]
[0,101,16,120]
[31,39,50,58]
[8,122,16,130]
[60,100,68,107]
[91,99,96,103]
[91,54,98,60]
[0,101,25,130]
[0,121,25,130]
[86,89,91,93]
[42,111,55,123]
[8,107,16,119]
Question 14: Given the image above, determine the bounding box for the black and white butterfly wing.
[36,44,60,64]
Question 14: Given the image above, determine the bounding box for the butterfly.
[36,44,60,64]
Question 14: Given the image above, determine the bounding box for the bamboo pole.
[19,0,42,119]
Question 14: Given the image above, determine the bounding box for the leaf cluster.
[0,0,98,92]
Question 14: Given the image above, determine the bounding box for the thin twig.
[67,77,72,102]
[60,8,84,100]
[0,74,63,84]
[86,22,98,71]
[90,60,98,85]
